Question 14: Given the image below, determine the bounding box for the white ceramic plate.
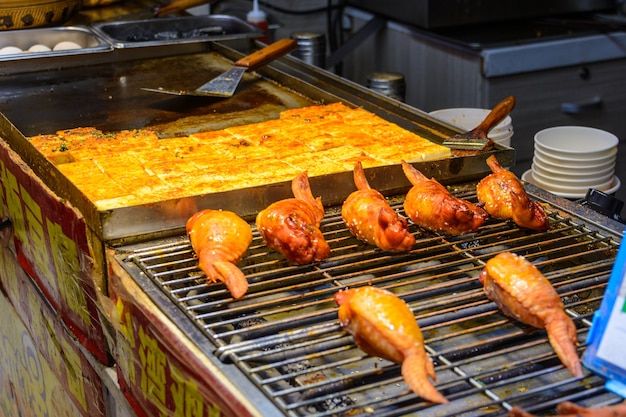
[534,146,616,166]
[532,165,614,187]
[532,169,614,192]
[532,154,616,174]
[530,162,615,182]
[534,126,619,159]
[522,170,621,199]
[534,141,616,161]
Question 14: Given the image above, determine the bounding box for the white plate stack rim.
[522,126,620,199]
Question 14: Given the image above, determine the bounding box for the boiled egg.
[28,44,52,52]
[53,41,82,51]
[0,46,22,55]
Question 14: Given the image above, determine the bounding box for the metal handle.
[235,38,298,70]
[561,96,603,114]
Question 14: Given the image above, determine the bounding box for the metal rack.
[116,184,624,416]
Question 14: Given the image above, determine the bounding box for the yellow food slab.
[28,102,451,209]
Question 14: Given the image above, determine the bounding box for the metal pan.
[91,14,263,49]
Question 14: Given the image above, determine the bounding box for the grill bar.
[118,186,623,416]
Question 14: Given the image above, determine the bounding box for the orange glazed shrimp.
[402,160,488,235]
[509,401,626,416]
[342,161,415,251]
[187,209,252,299]
[477,155,549,231]
[334,286,448,404]
[479,252,582,377]
[256,171,330,265]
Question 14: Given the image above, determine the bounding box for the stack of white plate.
[522,126,621,199]
[429,108,514,147]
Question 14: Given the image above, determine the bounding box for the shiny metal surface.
[0,40,514,243]
[115,183,624,417]
[0,25,111,65]
[91,15,262,49]
[144,38,298,97]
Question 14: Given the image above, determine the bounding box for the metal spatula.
[143,38,297,98]
[442,95,516,150]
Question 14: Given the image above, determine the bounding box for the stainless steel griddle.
[114,183,624,417]
[0,39,514,244]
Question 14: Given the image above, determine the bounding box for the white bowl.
[534,141,616,161]
[532,154,616,174]
[532,161,615,180]
[430,108,513,130]
[534,126,618,159]
[489,129,515,144]
[531,164,614,187]
[523,170,621,199]
[430,108,513,146]
[534,146,617,167]
[531,169,614,191]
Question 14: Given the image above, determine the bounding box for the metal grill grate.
[117,187,623,417]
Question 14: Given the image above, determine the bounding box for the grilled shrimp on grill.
[256,171,330,265]
[187,209,252,299]
[342,161,415,252]
[334,286,448,404]
[476,154,549,231]
[402,160,488,235]
[479,251,582,377]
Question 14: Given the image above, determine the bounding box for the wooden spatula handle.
[235,38,298,70]
[469,96,516,135]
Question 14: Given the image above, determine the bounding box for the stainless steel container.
[290,31,326,67]
[367,71,406,102]
[91,15,263,49]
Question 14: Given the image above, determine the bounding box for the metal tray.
[0,25,111,59]
[0,25,113,75]
[91,15,263,48]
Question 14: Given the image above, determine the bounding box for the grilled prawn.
[402,160,488,235]
[479,252,583,377]
[342,161,415,251]
[334,286,448,404]
[509,401,626,417]
[256,171,330,265]
[476,155,549,231]
[186,209,252,299]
